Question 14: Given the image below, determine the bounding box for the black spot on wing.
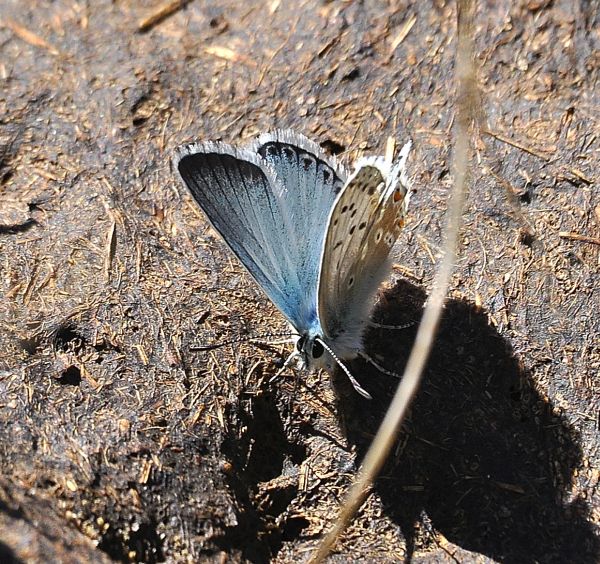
[256,140,342,198]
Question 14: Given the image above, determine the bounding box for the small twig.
[482,129,552,162]
[488,168,536,241]
[204,46,257,68]
[138,0,192,33]
[255,18,299,89]
[385,136,396,163]
[80,363,99,390]
[562,167,593,185]
[559,231,600,246]
[4,18,59,55]
[388,13,417,55]
[104,219,117,283]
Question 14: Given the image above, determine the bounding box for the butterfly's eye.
[311,340,324,359]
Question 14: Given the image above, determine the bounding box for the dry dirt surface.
[0,1,598,562]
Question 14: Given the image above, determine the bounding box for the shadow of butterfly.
[174,130,411,398]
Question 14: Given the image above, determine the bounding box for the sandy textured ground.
[0,1,598,562]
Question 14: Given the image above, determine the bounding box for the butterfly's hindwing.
[317,147,411,355]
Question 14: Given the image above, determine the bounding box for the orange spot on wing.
[393,190,403,203]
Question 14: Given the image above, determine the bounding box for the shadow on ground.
[333,279,599,563]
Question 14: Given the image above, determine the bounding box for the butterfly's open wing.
[317,143,411,356]
[174,132,345,331]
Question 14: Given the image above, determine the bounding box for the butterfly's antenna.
[315,338,372,400]
[190,331,298,351]
[358,351,401,379]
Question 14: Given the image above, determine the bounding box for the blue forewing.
[174,130,346,334]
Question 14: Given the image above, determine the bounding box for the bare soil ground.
[0,1,598,562]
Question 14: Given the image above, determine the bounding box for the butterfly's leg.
[368,320,416,330]
[269,350,300,384]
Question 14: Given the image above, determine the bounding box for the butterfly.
[174,130,411,398]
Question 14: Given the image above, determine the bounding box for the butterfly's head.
[293,330,372,399]
[294,332,333,371]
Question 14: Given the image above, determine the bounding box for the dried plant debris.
[0,1,598,563]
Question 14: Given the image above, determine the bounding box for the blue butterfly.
[174,130,411,398]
